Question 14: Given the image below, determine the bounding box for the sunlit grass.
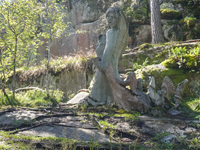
[114,109,140,121]
[186,97,200,112]
[0,89,64,107]
[0,131,78,149]
[99,120,116,128]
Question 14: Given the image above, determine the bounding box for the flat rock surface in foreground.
[19,125,109,142]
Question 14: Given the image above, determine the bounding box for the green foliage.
[139,43,153,51]
[162,46,200,73]
[161,9,182,20]
[0,89,64,107]
[186,97,200,112]
[0,0,44,99]
[114,110,140,121]
[0,130,77,150]
[123,0,150,23]
[189,137,200,150]
[151,132,170,141]
[173,0,200,19]
[184,17,197,27]
[99,120,116,128]
[132,57,149,71]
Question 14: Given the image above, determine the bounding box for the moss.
[139,43,153,51]
[99,120,116,128]
[184,17,197,27]
[114,110,140,121]
[161,9,182,20]
[162,54,200,71]
[123,0,150,23]
[153,50,168,64]
[135,65,192,96]
[161,58,179,69]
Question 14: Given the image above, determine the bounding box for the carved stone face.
[106,12,118,28]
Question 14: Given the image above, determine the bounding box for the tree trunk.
[12,36,18,99]
[105,64,151,113]
[45,36,52,98]
[150,0,164,44]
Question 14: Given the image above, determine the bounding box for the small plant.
[132,57,149,71]
[163,46,200,73]
[189,137,200,150]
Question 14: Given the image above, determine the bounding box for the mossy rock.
[135,64,200,97]
[161,9,182,20]
[139,43,153,51]
[162,54,200,71]
[184,17,197,27]
[161,58,179,69]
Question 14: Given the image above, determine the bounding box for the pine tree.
[150,0,164,44]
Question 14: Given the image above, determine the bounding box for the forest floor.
[0,104,199,150]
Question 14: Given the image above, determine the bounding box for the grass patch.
[6,53,96,83]
[186,97,200,113]
[114,109,140,121]
[0,89,64,107]
[0,131,78,150]
[99,120,116,128]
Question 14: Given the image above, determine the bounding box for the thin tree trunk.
[45,37,52,98]
[150,0,164,44]
[12,36,18,99]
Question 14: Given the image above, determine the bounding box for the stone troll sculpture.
[85,7,152,112]
[148,76,188,109]
[68,7,188,113]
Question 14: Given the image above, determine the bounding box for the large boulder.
[38,0,120,60]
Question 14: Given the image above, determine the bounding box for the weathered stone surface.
[67,92,89,105]
[38,0,119,59]
[139,116,187,137]
[19,125,109,142]
[0,110,43,126]
[132,25,151,48]
[161,134,178,144]
[116,122,131,131]
[87,7,129,106]
[12,70,93,99]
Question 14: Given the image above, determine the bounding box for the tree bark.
[150,0,164,44]
[105,64,151,113]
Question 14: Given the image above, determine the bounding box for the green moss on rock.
[184,17,197,27]
[161,9,182,20]
[162,54,200,72]
[135,64,193,96]
[161,58,179,69]
[139,43,153,51]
